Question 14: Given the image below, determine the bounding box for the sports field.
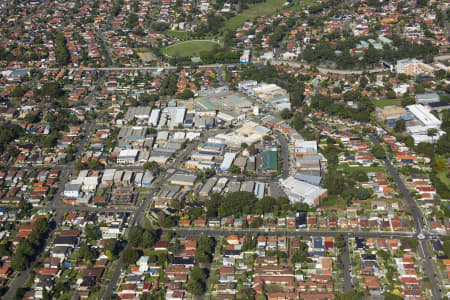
[162,40,220,57]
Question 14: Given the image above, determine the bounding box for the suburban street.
[341,234,352,292]
[369,135,441,300]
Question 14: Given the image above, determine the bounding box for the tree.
[104,239,120,260]
[24,113,39,123]
[79,243,97,263]
[122,248,139,266]
[143,161,159,172]
[371,144,386,159]
[196,236,215,263]
[55,32,69,66]
[248,144,257,155]
[386,90,396,99]
[40,82,64,98]
[187,279,205,295]
[292,113,305,131]
[355,187,372,200]
[11,85,25,98]
[142,229,157,248]
[416,142,434,157]
[85,225,101,241]
[335,291,365,300]
[128,226,143,247]
[291,242,311,263]
[401,97,415,107]
[394,119,406,133]
[359,76,368,88]
[229,164,241,174]
[404,135,414,149]
[34,218,49,235]
[190,267,207,281]
[176,89,194,99]
[280,108,292,120]
[335,234,345,249]
[11,253,28,271]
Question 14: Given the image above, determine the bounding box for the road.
[273,130,291,179]
[1,60,387,75]
[369,135,441,300]
[341,234,352,292]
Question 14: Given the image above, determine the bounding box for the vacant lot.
[162,40,219,57]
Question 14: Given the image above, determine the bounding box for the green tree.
[190,267,207,281]
[55,32,69,66]
[371,144,386,159]
[128,226,143,247]
[229,164,241,174]
[142,228,157,248]
[292,113,305,131]
[187,279,204,295]
[355,187,372,200]
[122,248,139,266]
[280,108,292,120]
[11,253,28,270]
[85,225,101,241]
[394,119,406,133]
[401,97,415,107]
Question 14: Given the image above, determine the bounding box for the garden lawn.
[162,40,219,57]
[372,99,402,108]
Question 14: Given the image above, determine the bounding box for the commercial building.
[262,150,278,173]
[64,183,81,199]
[219,152,236,172]
[199,177,218,197]
[124,107,151,123]
[254,182,265,199]
[170,173,197,187]
[396,58,434,75]
[117,149,139,164]
[406,104,442,128]
[240,49,251,64]
[279,176,328,206]
[149,109,161,127]
[415,93,440,105]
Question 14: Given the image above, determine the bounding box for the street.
[369,135,441,300]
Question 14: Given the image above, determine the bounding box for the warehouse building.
[262,150,278,173]
[220,152,237,172]
[170,173,197,187]
[117,149,139,164]
[199,177,218,197]
[406,104,442,128]
[149,109,161,127]
[415,93,440,105]
[280,176,328,207]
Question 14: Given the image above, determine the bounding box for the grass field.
[225,0,316,30]
[372,99,402,108]
[436,156,450,187]
[164,30,190,41]
[162,40,220,57]
[339,163,385,174]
